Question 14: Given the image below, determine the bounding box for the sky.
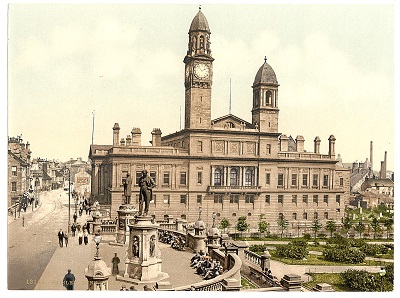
[4,1,397,171]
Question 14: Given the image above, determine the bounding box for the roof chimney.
[295,135,304,152]
[113,123,120,146]
[280,134,289,151]
[314,136,321,154]
[131,128,141,146]
[151,128,162,147]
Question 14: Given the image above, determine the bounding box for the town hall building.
[89,8,350,235]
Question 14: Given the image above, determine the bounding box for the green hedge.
[276,240,308,260]
[323,246,365,264]
[341,269,380,291]
[360,244,389,256]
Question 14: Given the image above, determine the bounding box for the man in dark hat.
[63,269,75,290]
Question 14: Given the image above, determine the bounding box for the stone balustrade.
[244,249,262,267]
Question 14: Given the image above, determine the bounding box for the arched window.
[230,168,238,186]
[199,35,204,49]
[254,91,260,107]
[265,90,273,105]
[245,168,253,186]
[314,212,318,219]
[214,168,222,186]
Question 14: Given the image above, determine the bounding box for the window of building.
[180,195,187,204]
[245,195,254,204]
[302,174,308,187]
[135,171,142,186]
[265,195,270,204]
[181,214,187,220]
[214,194,223,204]
[197,141,203,152]
[314,212,318,219]
[11,182,17,191]
[303,195,308,204]
[292,174,297,187]
[278,213,284,220]
[313,195,318,204]
[340,178,344,187]
[324,212,329,219]
[323,175,329,187]
[214,168,222,186]
[323,195,328,204]
[278,195,283,204]
[292,213,297,220]
[180,172,187,185]
[150,171,157,184]
[266,173,270,185]
[197,172,202,184]
[163,172,170,185]
[163,195,170,204]
[245,168,253,186]
[303,212,308,220]
[230,168,238,186]
[278,174,284,187]
[266,144,271,155]
[197,195,202,204]
[313,174,318,187]
[292,195,297,204]
[230,195,239,204]
[11,166,17,176]
[336,194,341,204]
[265,90,272,105]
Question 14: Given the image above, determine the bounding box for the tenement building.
[89,8,350,235]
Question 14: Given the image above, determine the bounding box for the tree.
[383,217,394,239]
[219,218,231,233]
[258,214,270,238]
[370,216,381,239]
[341,215,352,235]
[277,215,289,239]
[236,216,249,238]
[354,221,365,239]
[325,219,337,238]
[310,219,322,241]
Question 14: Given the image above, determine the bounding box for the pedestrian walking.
[86,222,91,234]
[111,253,120,276]
[71,223,76,237]
[77,230,83,245]
[58,229,64,247]
[73,213,77,224]
[83,229,89,245]
[63,269,75,290]
[64,232,69,247]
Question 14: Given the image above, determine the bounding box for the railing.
[109,146,189,156]
[244,249,262,267]
[208,185,262,192]
[100,224,116,235]
[159,223,176,230]
[278,152,332,160]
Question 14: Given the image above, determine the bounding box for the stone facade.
[89,8,350,235]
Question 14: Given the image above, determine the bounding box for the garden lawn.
[303,273,352,292]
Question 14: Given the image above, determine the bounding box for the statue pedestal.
[116,216,168,287]
[114,204,137,245]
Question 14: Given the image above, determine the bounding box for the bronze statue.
[138,170,155,216]
[123,173,132,204]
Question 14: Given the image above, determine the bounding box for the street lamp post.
[379,267,386,292]
[64,167,71,234]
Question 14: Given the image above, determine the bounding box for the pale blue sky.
[5,2,396,171]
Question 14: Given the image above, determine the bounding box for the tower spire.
[229,78,232,115]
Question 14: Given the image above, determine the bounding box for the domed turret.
[190,7,210,32]
[253,57,278,85]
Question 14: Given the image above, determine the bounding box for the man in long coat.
[123,173,132,204]
[58,229,64,247]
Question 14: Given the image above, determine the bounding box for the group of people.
[190,252,224,280]
[159,231,186,251]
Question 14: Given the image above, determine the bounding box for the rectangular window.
[324,212,329,219]
[265,195,270,204]
[313,174,318,187]
[135,171,142,186]
[266,173,270,185]
[163,195,170,204]
[163,172,170,185]
[291,174,297,187]
[266,144,271,155]
[197,195,202,204]
[323,175,329,187]
[313,195,318,204]
[150,171,157,184]
[197,141,203,152]
[303,195,308,204]
[314,212,318,219]
[336,194,341,204]
[11,166,17,176]
[214,194,223,204]
[292,195,297,204]
[292,213,297,220]
[303,212,308,220]
[245,195,254,204]
[278,195,283,204]
[197,172,202,184]
[230,195,239,204]
[324,195,328,204]
[302,174,308,187]
[180,172,187,185]
[180,195,187,204]
[278,174,284,187]
[11,182,17,191]
[340,178,344,187]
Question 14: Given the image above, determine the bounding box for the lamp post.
[198,207,202,221]
[212,212,216,228]
[379,267,386,292]
[93,229,102,259]
[64,167,71,234]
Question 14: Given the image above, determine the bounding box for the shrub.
[349,238,366,247]
[323,246,365,264]
[326,234,349,246]
[341,269,380,291]
[248,244,267,254]
[276,242,308,260]
[317,233,327,239]
[360,244,389,256]
[303,233,311,240]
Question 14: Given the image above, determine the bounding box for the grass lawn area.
[241,277,257,290]
[303,273,352,292]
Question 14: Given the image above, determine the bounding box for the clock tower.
[183,7,214,130]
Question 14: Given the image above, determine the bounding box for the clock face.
[194,63,209,79]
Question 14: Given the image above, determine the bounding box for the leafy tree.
[277,215,288,239]
[354,221,365,239]
[236,216,249,237]
[219,217,231,233]
[383,217,394,239]
[325,219,337,238]
[310,219,322,242]
[258,214,270,237]
[341,215,352,235]
[370,216,381,239]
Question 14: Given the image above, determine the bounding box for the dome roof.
[190,8,210,32]
[253,58,278,85]
[194,219,205,230]
[85,258,111,278]
[207,226,221,237]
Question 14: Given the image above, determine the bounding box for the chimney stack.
[280,135,289,151]
[120,138,125,146]
[126,135,132,146]
[370,141,373,173]
[328,135,336,158]
[295,135,305,152]
[151,128,162,147]
[383,151,387,179]
[131,128,142,146]
[113,123,120,146]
